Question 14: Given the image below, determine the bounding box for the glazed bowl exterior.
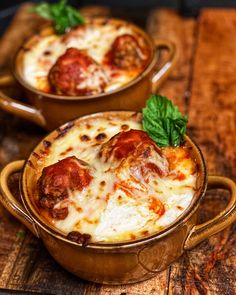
[0,18,177,131]
[0,111,236,284]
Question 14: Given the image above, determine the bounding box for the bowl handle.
[0,160,39,237]
[0,73,46,127]
[184,176,236,250]
[0,73,16,87]
[151,40,177,93]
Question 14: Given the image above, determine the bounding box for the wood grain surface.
[0,4,235,294]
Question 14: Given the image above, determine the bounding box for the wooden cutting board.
[0,4,235,294]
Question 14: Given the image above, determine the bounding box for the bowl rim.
[20,110,207,249]
[13,17,158,101]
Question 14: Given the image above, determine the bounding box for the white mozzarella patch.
[94,190,156,242]
[38,116,197,242]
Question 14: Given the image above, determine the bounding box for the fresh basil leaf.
[33,3,52,19]
[33,0,85,35]
[142,95,188,147]
[66,6,84,26]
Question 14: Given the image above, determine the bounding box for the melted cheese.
[22,23,148,94]
[36,115,197,243]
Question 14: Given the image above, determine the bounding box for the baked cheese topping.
[21,21,150,95]
[34,113,197,243]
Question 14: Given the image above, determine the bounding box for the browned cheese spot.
[75,221,81,229]
[43,50,51,56]
[130,234,136,240]
[109,122,117,126]
[27,160,35,169]
[84,218,96,224]
[43,140,51,149]
[97,127,105,132]
[102,19,110,26]
[95,133,107,141]
[121,124,129,131]
[117,195,123,205]
[56,121,74,139]
[100,180,106,186]
[32,152,40,159]
[153,180,158,186]
[39,149,49,156]
[80,134,90,142]
[141,230,149,236]
[115,24,122,29]
[60,147,73,156]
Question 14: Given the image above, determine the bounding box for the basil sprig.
[33,0,85,35]
[142,95,188,147]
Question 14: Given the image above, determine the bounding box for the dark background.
[1,0,236,36]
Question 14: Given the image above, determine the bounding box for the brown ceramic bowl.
[0,111,236,285]
[0,18,177,131]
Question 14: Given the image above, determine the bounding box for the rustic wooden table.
[0,4,235,295]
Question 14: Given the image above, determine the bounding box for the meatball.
[100,130,168,193]
[38,156,93,219]
[48,48,108,96]
[104,34,149,70]
[99,129,162,164]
